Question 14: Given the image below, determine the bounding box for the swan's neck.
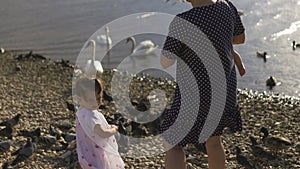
[129,37,136,53]
[89,40,96,63]
[105,27,111,50]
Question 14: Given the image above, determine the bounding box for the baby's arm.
[94,124,118,138]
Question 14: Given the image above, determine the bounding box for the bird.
[49,125,62,139]
[39,135,58,147]
[61,133,76,143]
[0,47,5,54]
[65,101,76,113]
[256,51,268,62]
[235,146,254,169]
[84,40,104,77]
[15,63,22,71]
[292,41,300,50]
[51,141,69,152]
[266,76,277,88]
[11,138,35,166]
[238,10,244,16]
[115,122,130,150]
[0,141,10,154]
[249,136,275,160]
[96,26,112,46]
[54,122,73,131]
[96,26,112,59]
[0,125,14,139]
[131,98,151,112]
[103,90,113,102]
[61,59,72,68]
[31,53,46,60]
[260,127,292,154]
[0,114,21,127]
[24,50,33,59]
[18,128,41,138]
[126,36,158,57]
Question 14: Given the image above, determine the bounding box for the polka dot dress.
[160,0,245,146]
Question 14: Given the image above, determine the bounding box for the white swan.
[84,40,104,77]
[126,36,158,57]
[96,27,112,46]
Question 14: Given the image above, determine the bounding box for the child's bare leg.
[206,136,225,169]
[233,50,246,76]
[164,143,186,169]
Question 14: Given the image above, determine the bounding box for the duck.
[84,40,104,77]
[292,41,300,50]
[249,136,275,160]
[260,127,292,154]
[256,51,268,62]
[126,36,158,57]
[238,10,244,16]
[266,76,277,88]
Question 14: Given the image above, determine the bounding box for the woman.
[160,0,246,168]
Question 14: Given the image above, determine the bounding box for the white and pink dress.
[76,108,125,169]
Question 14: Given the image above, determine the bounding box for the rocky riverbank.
[0,51,299,169]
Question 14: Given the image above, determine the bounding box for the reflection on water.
[271,21,300,40]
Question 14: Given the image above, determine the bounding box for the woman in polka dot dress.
[160,0,246,168]
[75,78,125,169]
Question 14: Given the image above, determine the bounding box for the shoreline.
[0,52,299,168]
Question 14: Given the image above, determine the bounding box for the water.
[1,0,299,97]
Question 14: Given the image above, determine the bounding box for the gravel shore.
[0,52,299,169]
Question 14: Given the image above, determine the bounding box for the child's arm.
[94,124,118,138]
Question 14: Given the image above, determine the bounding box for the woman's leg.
[164,141,186,169]
[206,136,226,169]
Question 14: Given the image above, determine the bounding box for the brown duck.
[249,136,275,160]
[260,127,292,153]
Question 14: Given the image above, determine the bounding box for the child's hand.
[110,125,118,133]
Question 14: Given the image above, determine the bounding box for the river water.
[1,0,299,97]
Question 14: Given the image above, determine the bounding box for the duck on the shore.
[260,127,292,153]
[266,76,277,88]
[126,36,158,57]
[257,51,268,62]
[249,136,275,160]
[292,41,300,50]
[84,40,104,77]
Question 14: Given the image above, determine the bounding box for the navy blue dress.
[160,0,245,146]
